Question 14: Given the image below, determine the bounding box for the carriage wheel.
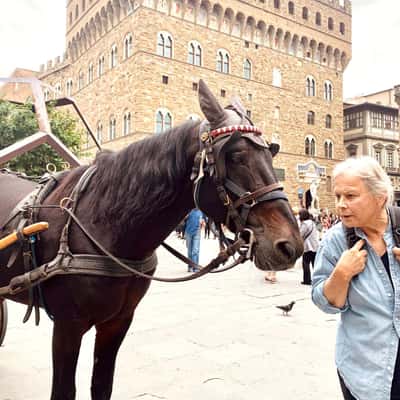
[0,299,7,346]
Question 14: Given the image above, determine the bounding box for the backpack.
[345,206,400,249]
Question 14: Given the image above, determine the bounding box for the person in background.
[312,156,400,400]
[299,208,319,285]
[184,208,205,272]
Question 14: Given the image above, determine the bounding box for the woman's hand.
[393,247,400,262]
[335,239,367,281]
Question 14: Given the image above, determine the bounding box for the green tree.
[0,100,82,176]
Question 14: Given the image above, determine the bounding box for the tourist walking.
[299,208,319,285]
[184,208,205,272]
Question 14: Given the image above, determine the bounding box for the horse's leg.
[51,319,90,400]
[90,315,133,400]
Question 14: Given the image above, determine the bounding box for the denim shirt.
[312,219,400,400]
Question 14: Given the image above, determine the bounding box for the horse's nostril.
[274,239,296,260]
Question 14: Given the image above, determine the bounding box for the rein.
[0,121,285,300]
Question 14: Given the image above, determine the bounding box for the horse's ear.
[230,96,247,117]
[198,79,225,125]
[269,143,280,157]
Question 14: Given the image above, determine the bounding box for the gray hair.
[333,156,394,206]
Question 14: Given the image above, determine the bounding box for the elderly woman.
[312,156,400,400]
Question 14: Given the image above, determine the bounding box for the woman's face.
[334,173,386,228]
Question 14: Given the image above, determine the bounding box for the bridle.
[191,122,288,258]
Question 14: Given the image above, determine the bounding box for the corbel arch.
[89,18,97,42]
[100,7,109,32]
[300,36,308,58]
[95,12,103,37]
[244,16,256,41]
[266,25,275,47]
[198,0,210,26]
[106,1,116,27]
[289,34,299,55]
[333,48,341,70]
[283,31,291,52]
[80,28,88,52]
[232,12,245,37]
[341,51,349,69]
[209,4,223,30]
[222,8,234,34]
[255,20,266,45]
[112,0,122,21]
[171,0,183,17]
[326,45,333,67]
[309,39,317,61]
[184,0,197,22]
[317,42,325,64]
[274,28,284,50]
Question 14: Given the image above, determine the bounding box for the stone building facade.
[37,0,352,210]
[344,88,400,205]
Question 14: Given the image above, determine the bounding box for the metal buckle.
[238,228,256,259]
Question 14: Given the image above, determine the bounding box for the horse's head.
[192,80,303,271]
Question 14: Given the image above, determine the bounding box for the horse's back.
[0,173,36,229]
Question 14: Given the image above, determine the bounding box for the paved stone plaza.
[0,234,341,400]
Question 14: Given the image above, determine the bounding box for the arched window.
[123,112,131,135]
[307,111,315,125]
[109,117,116,140]
[155,109,172,133]
[75,4,79,19]
[55,83,62,97]
[324,81,333,101]
[272,68,281,87]
[110,45,118,68]
[243,59,251,80]
[315,12,321,26]
[44,89,50,101]
[66,79,73,96]
[305,135,316,156]
[188,41,202,66]
[78,70,84,89]
[328,17,334,31]
[96,122,103,144]
[69,12,73,26]
[306,76,316,96]
[157,32,173,58]
[98,55,105,77]
[325,114,332,129]
[288,1,294,15]
[216,49,230,74]
[324,140,333,159]
[386,147,395,168]
[124,34,133,58]
[302,7,308,20]
[88,63,94,83]
[340,22,345,35]
[274,0,280,9]
[82,0,86,11]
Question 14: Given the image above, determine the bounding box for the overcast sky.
[0,0,398,99]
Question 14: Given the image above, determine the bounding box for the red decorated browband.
[209,125,262,139]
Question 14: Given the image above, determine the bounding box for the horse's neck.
[96,124,200,259]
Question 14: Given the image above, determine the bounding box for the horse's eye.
[228,151,246,164]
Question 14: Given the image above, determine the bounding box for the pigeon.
[276,301,295,316]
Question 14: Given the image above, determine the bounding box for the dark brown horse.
[0,80,303,400]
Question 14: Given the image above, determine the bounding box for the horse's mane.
[89,120,200,231]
